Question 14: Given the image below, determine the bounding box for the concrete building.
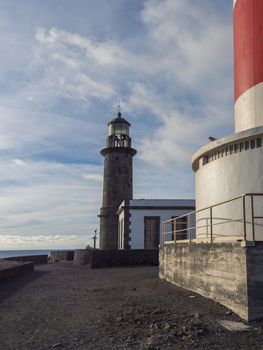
[99,110,136,250]
[117,199,195,250]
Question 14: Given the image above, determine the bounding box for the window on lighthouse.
[108,123,129,136]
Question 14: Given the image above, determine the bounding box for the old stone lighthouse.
[99,110,137,250]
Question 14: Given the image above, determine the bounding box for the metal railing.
[161,193,263,245]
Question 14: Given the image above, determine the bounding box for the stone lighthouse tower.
[99,109,137,250]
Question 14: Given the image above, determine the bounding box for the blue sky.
[0,0,233,249]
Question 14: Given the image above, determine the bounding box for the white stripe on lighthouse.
[233,0,238,8]
[235,82,263,132]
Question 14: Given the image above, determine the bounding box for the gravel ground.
[0,262,262,350]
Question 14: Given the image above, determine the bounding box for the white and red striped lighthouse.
[234,0,263,132]
[192,0,263,247]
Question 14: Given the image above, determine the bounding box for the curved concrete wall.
[193,128,263,241]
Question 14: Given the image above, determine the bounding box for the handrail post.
[189,214,192,243]
[174,219,176,245]
[162,223,165,245]
[210,207,213,243]
[242,195,247,241]
[250,195,255,241]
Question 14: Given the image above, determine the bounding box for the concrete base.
[159,242,263,321]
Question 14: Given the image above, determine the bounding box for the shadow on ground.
[0,269,49,303]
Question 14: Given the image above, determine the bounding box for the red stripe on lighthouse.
[234,0,263,102]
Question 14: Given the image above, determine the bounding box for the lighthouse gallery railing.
[161,193,263,245]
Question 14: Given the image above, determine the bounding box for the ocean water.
[0,250,52,259]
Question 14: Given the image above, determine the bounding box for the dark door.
[144,216,160,249]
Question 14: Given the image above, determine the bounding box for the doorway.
[144,216,160,249]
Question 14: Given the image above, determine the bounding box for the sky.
[0,0,234,249]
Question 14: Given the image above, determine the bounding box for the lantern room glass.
[108,122,129,136]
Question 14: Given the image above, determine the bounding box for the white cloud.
[126,81,231,167]
[0,0,233,248]
[36,27,128,67]
[30,27,118,104]
[13,159,26,167]
[123,0,233,166]
[0,160,102,248]
[83,173,103,182]
[0,234,89,250]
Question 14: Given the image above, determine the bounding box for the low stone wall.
[49,251,74,263]
[0,260,34,282]
[6,255,48,265]
[159,243,248,320]
[73,249,92,266]
[91,249,158,268]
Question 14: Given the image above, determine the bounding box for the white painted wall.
[130,207,194,249]
[235,83,263,133]
[194,132,263,241]
[118,209,125,249]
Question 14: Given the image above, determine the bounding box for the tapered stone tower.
[99,110,136,250]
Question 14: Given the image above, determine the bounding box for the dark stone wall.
[73,249,92,266]
[99,147,136,250]
[0,261,34,282]
[246,242,263,321]
[50,251,74,263]
[90,249,158,268]
[99,209,119,251]
[6,255,48,265]
[101,148,134,208]
[159,243,248,320]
